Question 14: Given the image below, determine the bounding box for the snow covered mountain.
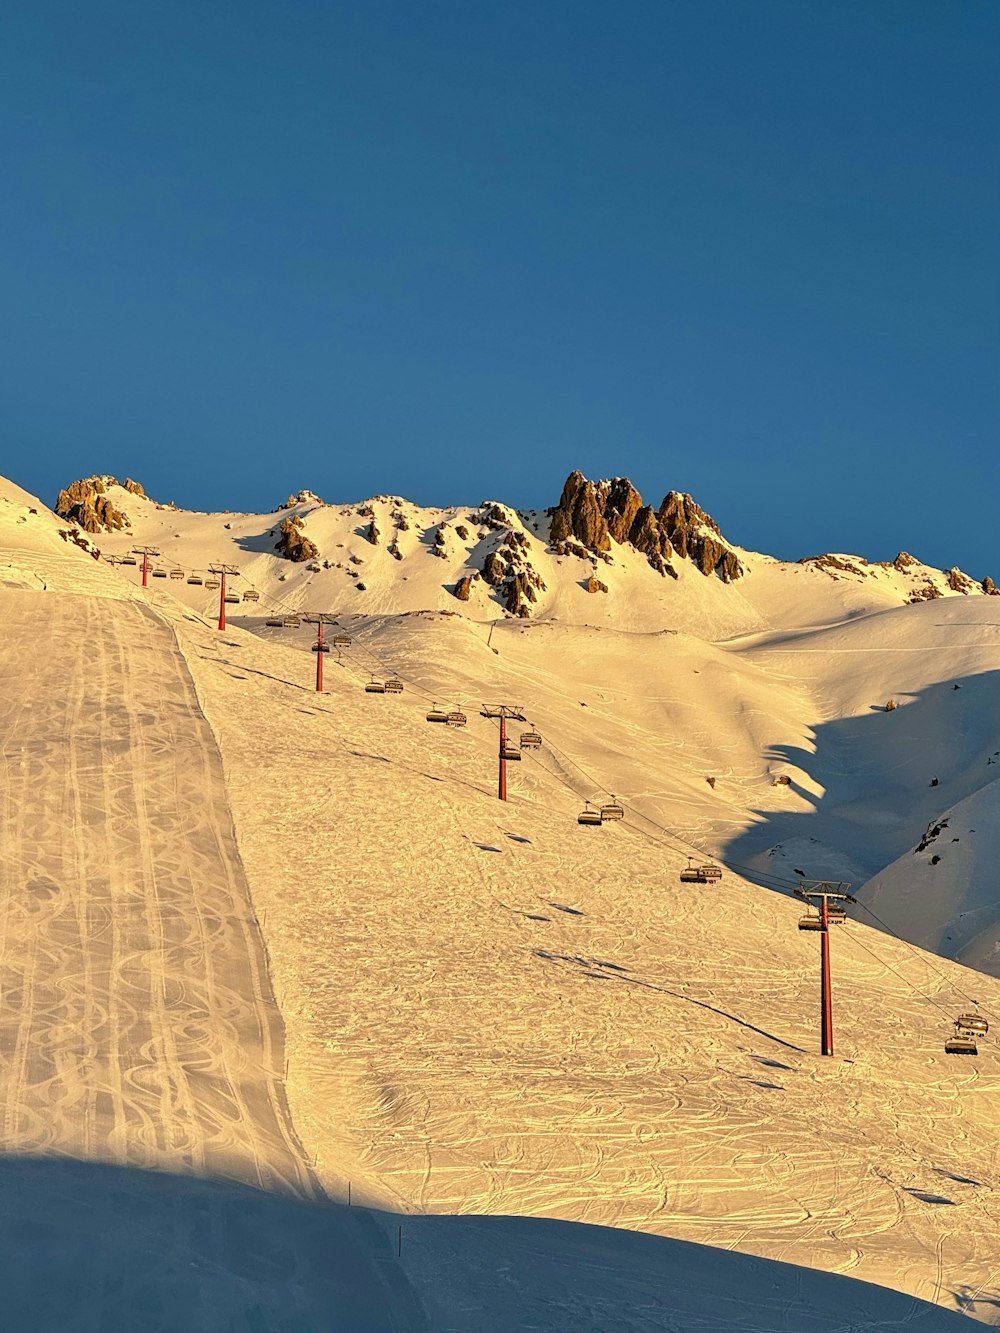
[2,468,999,1327]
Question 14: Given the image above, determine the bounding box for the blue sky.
[3,2,998,573]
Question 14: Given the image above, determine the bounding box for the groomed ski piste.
[2,473,999,1329]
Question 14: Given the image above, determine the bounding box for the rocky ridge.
[549,471,742,582]
[54,477,133,534]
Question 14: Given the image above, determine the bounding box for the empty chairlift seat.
[224,591,240,604]
[333,634,351,649]
[956,1012,989,1035]
[680,859,706,884]
[600,797,624,821]
[520,730,542,750]
[282,615,301,628]
[242,589,260,602]
[265,617,284,627]
[426,703,448,721]
[946,1030,978,1056]
[699,864,723,882]
[384,678,404,694]
[311,641,331,654]
[447,710,467,727]
[798,913,824,931]
[187,574,204,586]
[169,568,185,580]
[366,677,386,694]
[578,803,603,826]
[152,567,168,579]
[205,578,221,590]
[502,744,521,761]
[121,556,138,566]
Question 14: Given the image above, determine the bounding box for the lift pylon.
[480,703,526,801]
[132,546,161,588]
[208,563,240,630]
[795,881,855,1056]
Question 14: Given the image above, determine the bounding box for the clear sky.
[3,1,998,573]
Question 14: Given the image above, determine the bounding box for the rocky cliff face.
[54,477,132,534]
[548,471,742,581]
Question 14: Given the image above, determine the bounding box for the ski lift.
[205,578,221,590]
[365,676,386,694]
[956,1010,989,1036]
[827,906,847,925]
[600,796,624,821]
[502,745,521,761]
[152,567,168,579]
[945,1022,978,1056]
[265,617,283,627]
[281,615,301,628]
[187,574,203,586]
[520,729,542,750]
[578,802,603,826]
[680,859,706,884]
[121,556,137,566]
[384,677,404,693]
[699,864,723,882]
[242,589,260,602]
[311,641,331,654]
[797,911,824,931]
[426,703,449,722]
[446,710,467,727]
[224,591,240,604]
[333,634,351,649]
[168,568,185,580]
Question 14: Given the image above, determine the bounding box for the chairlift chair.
[265,617,283,627]
[281,615,301,628]
[121,556,137,566]
[426,703,449,722]
[957,1012,989,1036]
[446,710,467,727]
[384,678,404,694]
[600,797,624,821]
[152,567,168,579]
[502,745,522,761]
[242,589,260,602]
[311,641,331,653]
[205,578,221,590]
[699,864,723,882]
[520,730,542,750]
[680,858,706,884]
[578,802,603,826]
[827,906,847,925]
[187,574,203,586]
[798,913,824,931]
[365,676,386,694]
[169,568,185,580]
[224,591,240,604]
[945,1032,978,1056]
[333,634,351,649]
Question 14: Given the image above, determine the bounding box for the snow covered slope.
[8,469,1000,1326]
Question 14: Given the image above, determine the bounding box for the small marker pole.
[348,1180,351,1207]
[316,620,324,692]
[397,1226,402,1257]
[498,713,507,802]
[219,570,227,631]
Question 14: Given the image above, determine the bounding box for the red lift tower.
[304,614,337,691]
[208,564,240,630]
[132,546,161,587]
[795,881,856,1056]
[480,704,526,801]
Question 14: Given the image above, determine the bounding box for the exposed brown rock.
[550,472,611,552]
[602,478,644,543]
[121,477,145,496]
[365,520,380,545]
[482,551,508,586]
[946,567,974,594]
[453,575,474,601]
[894,551,917,570]
[54,478,131,534]
[585,576,608,594]
[274,517,319,562]
[657,491,743,582]
[455,524,470,541]
[983,576,998,596]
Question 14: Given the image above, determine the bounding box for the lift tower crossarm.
[795,882,856,1057]
[132,546,161,588]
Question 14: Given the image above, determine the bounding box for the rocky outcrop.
[453,574,475,601]
[894,551,917,571]
[586,576,608,594]
[276,489,324,510]
[274,517,319,563]
[550,473,611,552]
[983,576,999,596]
[364,520,380,545]
[946,567,975,594]
[122,477,145,497]
[657,491,742,582]
[482,551,507,586]
[549,471,741,581]
[54,478,131,534]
